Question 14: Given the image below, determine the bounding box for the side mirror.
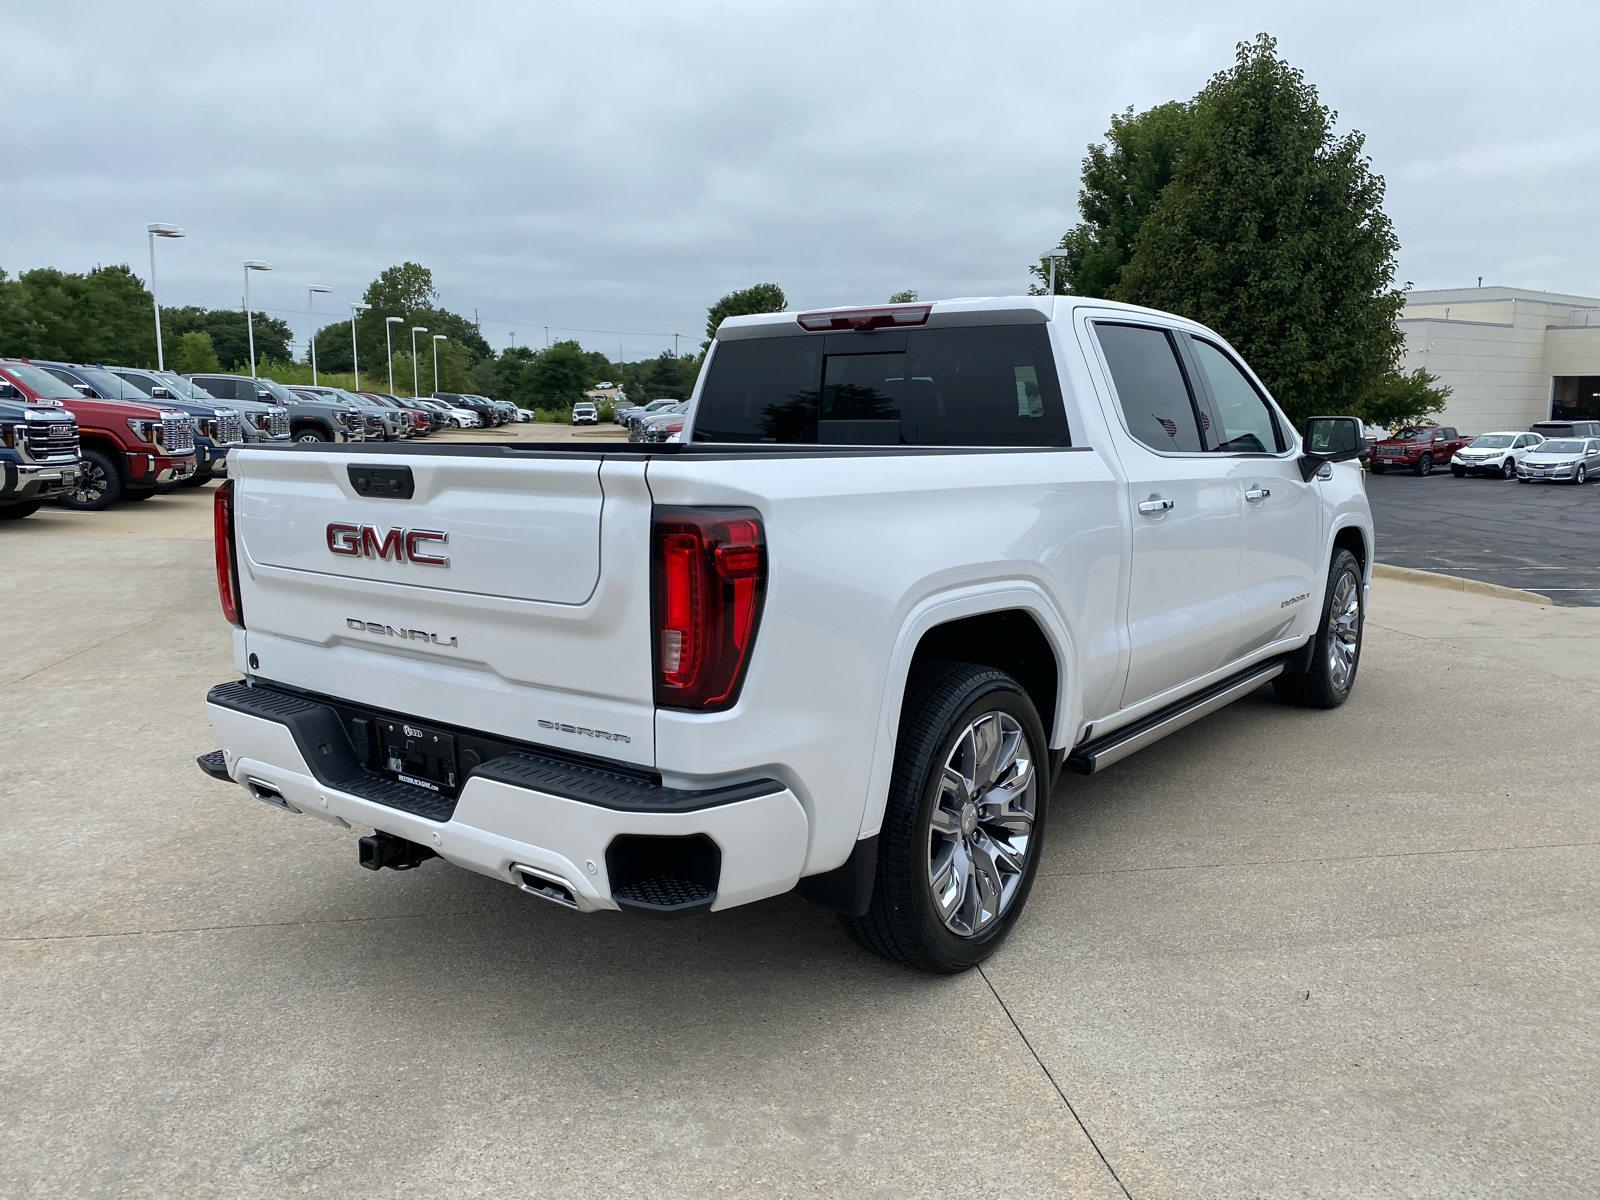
[1300,415,1365,480]
[75,383,95,397]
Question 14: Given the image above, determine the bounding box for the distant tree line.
[0,257,795,411]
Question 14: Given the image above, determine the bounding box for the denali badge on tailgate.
[326,523,449,566]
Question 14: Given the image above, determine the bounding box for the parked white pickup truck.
[199,297,1372,973]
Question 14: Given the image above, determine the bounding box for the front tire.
[0,501,41,520]
[1414,453,1433,477]
[1575,465,1588,486]
[295,427,329,443]
[1451,466,1465,478]
[844,662,1048,974]
[1501,458,1516,480]
[1370,463,1387,475]
[58,448,121,511]
[1274,549,1363,709]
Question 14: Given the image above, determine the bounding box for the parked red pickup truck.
[1369,425,1470,476]
[0,359,197,508]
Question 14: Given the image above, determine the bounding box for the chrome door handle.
[1137,497,1175,515]
[1245,487,1271,502]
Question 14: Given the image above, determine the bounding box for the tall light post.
[243,260,272,378]
[146,223,185,371]
[385,316,404,393]
[1041,250,1069,299]
[432,334,447,395]
[307,284,332,384]
[350,303,369,391]
[410,327,429,399]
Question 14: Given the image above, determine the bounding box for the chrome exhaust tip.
[513,864,579,910]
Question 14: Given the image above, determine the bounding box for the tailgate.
[230,448,656,765]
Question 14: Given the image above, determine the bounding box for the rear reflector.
[213,478,243,627]
[796,304,932,332]
[652,507,766,710]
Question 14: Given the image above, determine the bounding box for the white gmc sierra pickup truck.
[199,296,1373,973]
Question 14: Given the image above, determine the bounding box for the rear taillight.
[213,478,243,627]
[652,507,766,710]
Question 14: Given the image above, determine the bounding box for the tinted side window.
[1191,339,1282,454]
[1094,323,1203,453]
[694,325,1068,446]
[196,377,234,400]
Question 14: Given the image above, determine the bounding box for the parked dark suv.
[188,374,358,444]
[1531,420,1600,439]
[433,392,500,426]
[0,398,81,518]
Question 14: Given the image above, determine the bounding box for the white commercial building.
[1399,286,1600,434]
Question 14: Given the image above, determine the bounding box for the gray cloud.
[7,0,1597,358]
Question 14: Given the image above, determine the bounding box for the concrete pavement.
[1,487,1595,1197]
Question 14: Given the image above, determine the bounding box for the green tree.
[0,269,44,357]
[889,290,918,304]
[1359,367,1450,431]
[704,283,786,349]
[16,264,157,366]
[1031,101,1194,298]
[172,330,221,374]
[162,306,292,370]
[333,262,492,383]
[1115,34,1404,423]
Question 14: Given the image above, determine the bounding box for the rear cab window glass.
[693,325,1069,446]
[1093,323,1203,453]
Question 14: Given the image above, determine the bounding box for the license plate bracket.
[373,718,459,794]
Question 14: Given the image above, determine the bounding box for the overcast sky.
[8,0,1596,360]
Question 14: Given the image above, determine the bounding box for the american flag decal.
[1154,415,1178,440]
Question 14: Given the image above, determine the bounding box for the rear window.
[693,325,1070,446]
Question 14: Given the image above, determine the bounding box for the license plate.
[374,719,459,793]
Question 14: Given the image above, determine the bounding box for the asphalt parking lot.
[3,484,1597,1198]
[1368,469,1600,605]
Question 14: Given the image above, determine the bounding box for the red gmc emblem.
[326,523,450,567]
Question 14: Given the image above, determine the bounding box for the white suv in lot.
[572,402,598,425]
[199,296,1372,973]
[1452,431,1543,478]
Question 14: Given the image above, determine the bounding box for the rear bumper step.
[1067,659,1286,775]
[201,679,811,915]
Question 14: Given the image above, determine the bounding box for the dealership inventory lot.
[1,488,1596,1197]
[1369,469,1600,604]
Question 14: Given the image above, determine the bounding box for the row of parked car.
[0,357,528,518]
[1369,419,1600,483]
[613,398,690,443]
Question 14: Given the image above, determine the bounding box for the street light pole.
[243,261,272,378]
[385,316,404,393]
[1041,250,1069,299]
[411,327,428,399]
[350,303,369,391]
[307,284,332,385]
[146,223,185,371]
[432,334,446,395]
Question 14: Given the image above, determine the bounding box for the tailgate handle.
[348,465,414,499]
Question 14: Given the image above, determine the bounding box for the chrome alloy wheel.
[1327,568,1361,693]
[927,711,1038,938]
[71,458,110,505]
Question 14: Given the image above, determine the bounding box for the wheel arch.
[857,585,1078,840]
[76,434,128,480]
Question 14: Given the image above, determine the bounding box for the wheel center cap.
[960,802,979,837]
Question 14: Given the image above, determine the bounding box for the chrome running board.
[1066,660,1286,775]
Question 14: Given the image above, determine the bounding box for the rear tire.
[1274,549,1363,709]
[58,448,121,511]
[843,661,1048,974]
[0,501,41,520]
[1414,453,1433,477]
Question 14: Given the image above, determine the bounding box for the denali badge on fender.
[326,523,449,566]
